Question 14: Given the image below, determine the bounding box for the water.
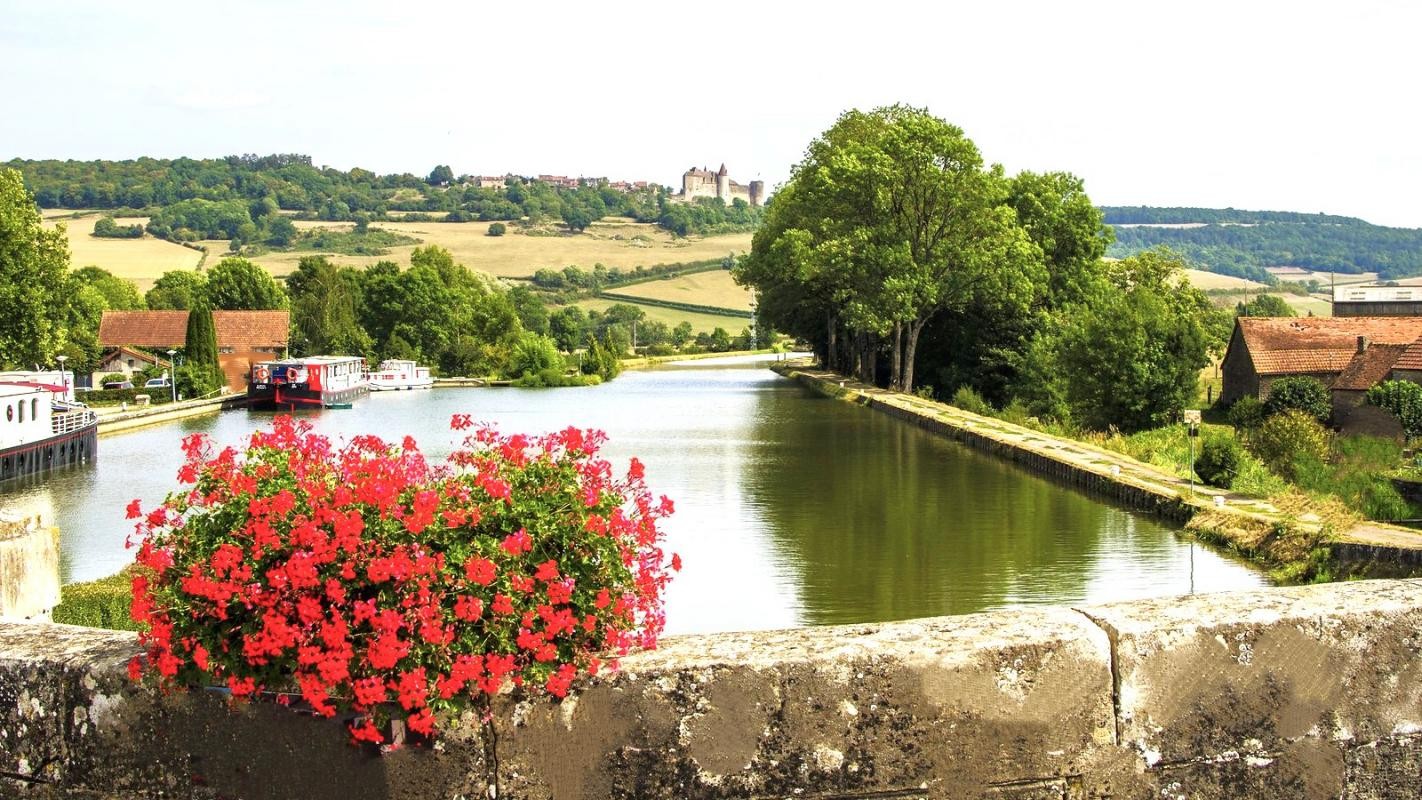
[3,355,1267,634]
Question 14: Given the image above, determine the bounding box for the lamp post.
[166,350,177,403]
[55,355,68,401]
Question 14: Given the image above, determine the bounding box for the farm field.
[573,298,750,335]
[1208,291,1333,317]
[1181,268,1267,291]
[234,218,753,281]
[604,269,752,312]
[1265,267,1379,286]
[42,212,201,290]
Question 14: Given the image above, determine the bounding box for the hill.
[1100,206,1422,283]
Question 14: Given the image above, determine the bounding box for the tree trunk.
[903,319,926,394]
[826,315,838,371]
[866,334,879,386]
[891,322,903,391]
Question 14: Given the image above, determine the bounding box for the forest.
[3,155,762,238]
[1102,207,1422,282]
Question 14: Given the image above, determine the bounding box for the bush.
[1263,377,1331,424]
[487,222,507,237]
[1247,409,1332,481]
[52,570,139,630]
[1195,435,1242,488]
[127,416,676,746]
[1226,395,1265,432]
[1366,380,1422,438]
[507,332,562,379]
[950,386,993,416]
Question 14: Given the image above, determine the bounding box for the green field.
[574,297,751,334]
[604,269,752,312]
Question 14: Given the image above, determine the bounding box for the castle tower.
[748,180,764,207]
[716,163,729,203]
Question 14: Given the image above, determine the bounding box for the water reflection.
[1,357,1266,634]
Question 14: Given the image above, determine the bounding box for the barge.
[0,382,98,483]
[247,356,368,410]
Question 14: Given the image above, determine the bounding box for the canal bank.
[774,362,1422,580]
[95,394,248,436]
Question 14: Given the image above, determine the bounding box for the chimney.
[1357,335,1370,353]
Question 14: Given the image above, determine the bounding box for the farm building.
[1220,317,1422,406]
[88,346,171,388]
[1333,284,1422,317]
[97,310,289,393]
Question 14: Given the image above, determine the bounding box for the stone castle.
[677,163,764,207]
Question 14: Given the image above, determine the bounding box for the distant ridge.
[1100,206,1367,226]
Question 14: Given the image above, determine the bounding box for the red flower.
[500,529,531,556]
[463,556,497,586]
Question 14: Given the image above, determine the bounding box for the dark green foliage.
[78,387,175,406]
[1235,294,1294,317]
[1195,435,1242,488]
[0,168,71,368]
[508,332,562,378]
[1101,207,1362,225]
[176,362,222,398]
[182,304,222,395]
[581,334,621,381]
[950,386,994,416]
[1366,380,1422,437]
[1226,395,1266,431]
[145,270,206,310]
[145,198,251,241]
[92,216,143,238]
[1247,409,1331,481]
[427,165,454,186]
[286,256,371,357]
[289,227,417,256]
[204,257,288,309]
[487,222,506,236]
[71,266,144,310]
[1264,376,1331,423]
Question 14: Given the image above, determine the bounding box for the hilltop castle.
[677,164,764,207]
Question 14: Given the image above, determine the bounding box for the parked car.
[102,380,134,390]
[144,378,172,389]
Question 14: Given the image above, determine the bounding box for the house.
[97,310,290,393]
[89,346,171,388]
[1220,317,1422,405]
[1329,341,1410,437]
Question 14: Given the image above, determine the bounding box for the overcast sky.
[3,1,1419,226]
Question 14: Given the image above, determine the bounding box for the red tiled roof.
[1332,343,1408,391]
[99,311,288,351]
[1393,337,1422,371]
[1238,317,1422,376]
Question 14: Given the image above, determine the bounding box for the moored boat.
[364,359,433,392]
[247,356,368,410]
[0,382,98,483]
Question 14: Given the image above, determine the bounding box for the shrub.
[1247,409,1331,481]
[950,386,993,416]
[487,222,507,237]
[1195,434,1242,488]
[508,332,562,379]
[126,415,676,747]
[1366,380,1422,438]
[1263,377,1331,424]
[52,570,140,631]
[1226,395,1265,432]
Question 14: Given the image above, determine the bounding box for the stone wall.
[2,580,1421,798]
[0,521,59,622]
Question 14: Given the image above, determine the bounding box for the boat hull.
[0,423,98,483]
[367,380,434,391]
[247,383,369,410]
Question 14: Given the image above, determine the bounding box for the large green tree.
[72,266,145,310]
[736,106,1042,392]
[146,270,207,310]
[204,257,288,310]
[0,168,71,368]
[287,255,372,356]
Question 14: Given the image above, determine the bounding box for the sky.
[2,0,1420,227]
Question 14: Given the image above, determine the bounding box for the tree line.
[1100,206,1365,226]
[736,106,1231,433]
[6,155,762,238]
[1105,213,1422,282]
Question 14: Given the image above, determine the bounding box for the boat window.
[32,398,38,419]
[5,404,10,422]
[18,401,24,423]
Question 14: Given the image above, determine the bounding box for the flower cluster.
[127,415,676,744]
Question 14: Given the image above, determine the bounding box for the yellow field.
[1267,268,1379,286]
[237,218,753,281]
[42,213,201,290]
[1209,291,1334,317]
[603,269,752,311]
[1181,268,1267,291]
[573,298,750,334]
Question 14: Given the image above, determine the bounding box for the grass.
[42,213,201,291]
[52,569,138,631]
[602,269,752,312]
[232,218,753,281]
[573,297,751,334]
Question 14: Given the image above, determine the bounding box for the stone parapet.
[3,580,1422,798]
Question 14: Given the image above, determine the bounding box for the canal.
[3,355,1267,635]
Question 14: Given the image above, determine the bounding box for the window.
[4,404,11,422]
[18,401,24,423]
[31,398,38,419]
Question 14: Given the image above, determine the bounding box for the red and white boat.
[0,381,98,483]
[247,356,368,410]
[364,359,433,391]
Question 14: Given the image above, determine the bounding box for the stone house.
[1220,317,1422,405]
[88,346,171,388]
[1329,341,1410,437]
[97,310,290,393]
